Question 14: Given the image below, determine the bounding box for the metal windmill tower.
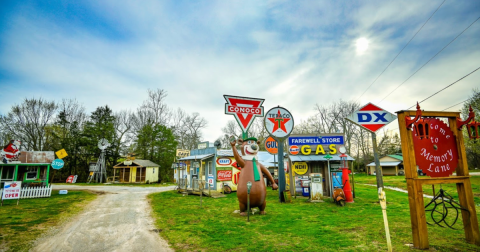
[87,138,110,183]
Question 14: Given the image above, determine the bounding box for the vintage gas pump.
[310,174,323,200]
[339,147,354,203]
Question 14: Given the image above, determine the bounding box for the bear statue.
[230,136,278,216]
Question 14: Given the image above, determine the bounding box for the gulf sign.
[345,103,397,133]
[264,136,278,154]
[289,145,299,155]
[216,158,232,166]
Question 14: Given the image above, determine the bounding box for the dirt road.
[32,185,175,252]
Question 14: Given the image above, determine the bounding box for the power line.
[355,0,446,102]
[442,97,473,111]
[406,65,480,110]
[380,15,480,103]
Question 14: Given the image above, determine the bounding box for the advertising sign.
[208,176,215,187]
[51,159,65,170]
[217,170,233,181]
[345,103,397,133]
[293,162,308,175]
[264,107,294,139]
[264,136,278,154]
[216,158,232,166]
[198,142,208,149]
[288,136,344,146]
[2,181,22,200]
[176,149,190,158]
[289,145,299,155]
[224,95,265,133]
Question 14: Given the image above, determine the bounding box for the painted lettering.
[329,144,337,154]
[358,113,372,122]
[301,145,311,155]
[373,112,388,122]
[315,145,325,155]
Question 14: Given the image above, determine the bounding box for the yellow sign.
[176,149,190,158]
[299,144,337,155]
[89,171,94,176]
[293,162,308,175]
[56,149,68,159]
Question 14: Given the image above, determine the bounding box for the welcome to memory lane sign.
[288,136,344,146]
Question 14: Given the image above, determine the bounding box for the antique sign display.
[176,149,190,158]
[346,103,397,133]
[412,118,458,177]
[264,107,294,139]
[224,95,265,133]
[264,136,278,154]
[51,159,65,170]
[293,162,308,175]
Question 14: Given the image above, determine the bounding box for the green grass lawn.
[353,173,480,205]
[149,184,480,251]
[0,190,96,252]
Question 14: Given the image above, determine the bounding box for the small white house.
[113,159,159,183]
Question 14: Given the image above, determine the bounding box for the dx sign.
[357,112,388,123]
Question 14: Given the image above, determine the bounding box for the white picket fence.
[0,185,53,199]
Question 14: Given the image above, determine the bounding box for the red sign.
[216,158,232,166]
[345,103,397,133]
[224,95,264,132]
[66,175,75,183]
[289,145,299,155]
[217,170,233,181]
[412,118,458,177]
[233,171,240,185]
[265,136,278,154]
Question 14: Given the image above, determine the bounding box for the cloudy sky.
[1,0,479,141]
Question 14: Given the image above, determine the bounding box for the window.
[153,168,155,173]
[25,167,38,180]
[208,161,213,175]
[312,163,322,174]
[1,167,14,180]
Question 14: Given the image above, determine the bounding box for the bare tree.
[0,98,57,151]
[140,89,171,126]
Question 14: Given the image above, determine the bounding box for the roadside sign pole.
[277,138,286,202]
[372,131,392,252]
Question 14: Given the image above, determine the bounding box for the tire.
[223,185,232,194]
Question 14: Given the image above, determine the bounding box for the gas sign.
[345,103,397,133]
[289,145,299,155]
[224,95,265,133]
[264,107,294,139]
[264,136,278,154]
[293,162,308,175]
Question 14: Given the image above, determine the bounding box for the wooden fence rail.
[0,185,53,199]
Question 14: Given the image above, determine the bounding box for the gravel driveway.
[31,185,175,252]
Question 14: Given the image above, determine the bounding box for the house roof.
[178,154,214,161]
[387,155,403,161]
[113,159,159,168]
[366,161,401,167]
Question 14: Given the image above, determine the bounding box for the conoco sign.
[217,170,232,181]
[412,118,459,177]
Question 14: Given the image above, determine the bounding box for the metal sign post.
[346,103,396,252]
[264,106,294,203]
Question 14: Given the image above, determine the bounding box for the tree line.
[0,89,207,182]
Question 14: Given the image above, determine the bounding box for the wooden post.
[397,110,429,249]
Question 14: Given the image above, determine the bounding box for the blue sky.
[1,0,479,140]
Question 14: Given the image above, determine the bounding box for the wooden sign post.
[397,108,480,249]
